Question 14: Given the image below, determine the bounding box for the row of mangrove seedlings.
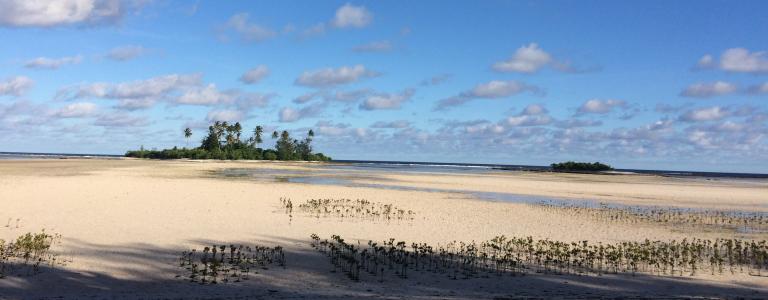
[0,230,62,278]
[310,234,768,282]
[177,244,286,285]
[536,201,768,234]
[280,198,415,222]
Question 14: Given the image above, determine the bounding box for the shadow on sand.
[1,236,766,299]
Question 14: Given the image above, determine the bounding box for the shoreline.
[4,151,768,179]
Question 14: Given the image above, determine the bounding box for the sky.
[0,0,767,173]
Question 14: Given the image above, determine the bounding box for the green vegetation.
[0,230,62,278]
[280,198,415,222]
[125,121,331,161]
[550,161,613,172]
[537,202,768,234]
[311,234,768,282]
[177,243,285,285]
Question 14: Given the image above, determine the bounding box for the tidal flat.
[1,158,766,299]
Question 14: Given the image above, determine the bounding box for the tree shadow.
[1,236,766,299]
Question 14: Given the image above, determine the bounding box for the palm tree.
[213,121,224,146]
[276,130,294,160]
[234,122,242,141]
[184,128,192,148]
[253,126,263,147]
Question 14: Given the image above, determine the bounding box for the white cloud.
[278,103,324,122]
[94,113,149,127]
[332,3,372,28]
[0,0,142,28]
[295,89,375,105]
[695,54,715,69]
[224,13,276,42]
[696,48,768,73]
[469,80,531,98]
[506,115,552,127]
[310,121,374,141]
[239,65,270,84]
[359,88,415,110]
[114,98,154,111]
[492,43,552,73]
[720,48,768,73]
[293,91,324,104]
[279,107,301,122]
[353,40,392,52]
[235,92,273,110]
[111,73,201,99]
[182,87,272,110]
[206,109,243,122]
[0,76,34,97]
[435,80,538,110]
[354,128,370,138]
[176,84,235,105]
[577,99,626,114]
[420,74,452,86]
[295,64,378,87]
[555,119,603,128]
[680,81,737,98]
[300,23,327,38]
[24,55,83,69]
[370,120,410,128]
[712,121,745,132]
[686,130,716,148]
[505,104,552,127]
[679,106,729,122]
[465,82,534,106]
[521,104,548,116]
[465,122,505,134]
[748,82,768,94]
[298,3,372,39]
[315,121,351,136]
[64,73,202,100]
[0,100,47,122]
[329,88,372,103]
[106,45,147,61]
[51,102,97,118]
[62,73,271,112]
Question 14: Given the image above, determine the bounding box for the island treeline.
[550,161,613,172]
[125,121,331,161]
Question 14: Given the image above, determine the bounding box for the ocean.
[1,151,766,179]
[0,151,122,160]
[331,159,768,179]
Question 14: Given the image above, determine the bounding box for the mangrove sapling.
[0,229,63,279]
[310,234,768,283]
[281,198,416,223]
[177,242,286,285]
[535,202,768,235]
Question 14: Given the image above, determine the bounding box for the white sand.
[0,159,766,299]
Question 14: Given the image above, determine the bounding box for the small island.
[550,161,613,172]
[125,121,331,161]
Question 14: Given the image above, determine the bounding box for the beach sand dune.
[0,159,766,299]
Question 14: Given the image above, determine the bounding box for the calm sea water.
[331,159,768,179]
[1,151,766,179]
[0,151,122,160]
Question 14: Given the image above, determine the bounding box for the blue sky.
[0,0,767,172]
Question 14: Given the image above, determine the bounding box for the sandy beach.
[1,159,767,299]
